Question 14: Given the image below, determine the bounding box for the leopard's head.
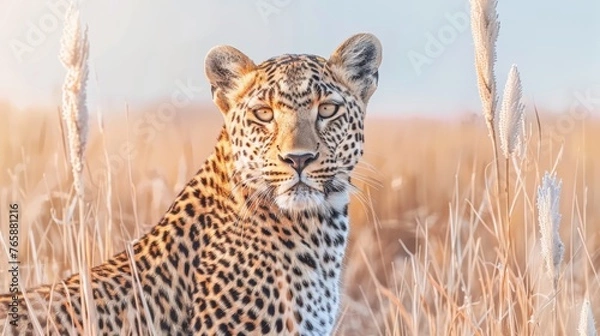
[205,34,382,214]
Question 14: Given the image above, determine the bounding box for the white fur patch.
[326,190,350,212]
[275,186,326,213]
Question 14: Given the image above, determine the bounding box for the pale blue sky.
[0,0,598,115]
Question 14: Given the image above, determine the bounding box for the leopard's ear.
[328,33,383,103]
[205,45,256,112]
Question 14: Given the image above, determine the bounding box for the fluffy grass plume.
[498,64,525,158]
[469,0,499,138]
[579,298,598,336]
[60,4,89,198]
[537,171,564,280]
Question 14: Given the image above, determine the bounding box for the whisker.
[355,159,380,173]
[229,175,261,195]
[346,184,373,220]
[350,172,383,189]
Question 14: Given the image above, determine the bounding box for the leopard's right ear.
[204,45,256,112]
[328,34,382,104]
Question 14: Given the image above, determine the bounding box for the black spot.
[220,294,232,309]
[260,320,271,333]
[244,322,255,331]
[261,285,271,297]
[193,317,202,331]
[260,227,272,236]
[219,323,230,334]
[297,253,317,269]
[275,318,283,332]
[169,308,178,323]
[184,203,195,217]
[160,318,171,332]
[204,315,213,328]
[229,288,240,301]
[279,237,295,249]
[253,268,264,278]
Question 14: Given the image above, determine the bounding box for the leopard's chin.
[275,183,326,213]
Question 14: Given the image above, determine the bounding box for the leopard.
[0,33,382,335]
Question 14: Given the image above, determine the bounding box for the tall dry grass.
[342,113,599,335]
[57,5,96,334]
[0,102,598,335]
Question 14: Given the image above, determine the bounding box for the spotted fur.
[0,33,382,335]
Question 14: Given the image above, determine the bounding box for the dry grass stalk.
[497,64,525,271]
[537,171,564,335]
[469,0,504,227]
[59,4,96,334]
[470,0,513,331]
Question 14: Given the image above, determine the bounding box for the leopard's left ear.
[328,33,383,103]
[205,45,256,113]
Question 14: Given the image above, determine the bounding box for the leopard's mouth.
[283,181,317,194]
[275,180,326,212]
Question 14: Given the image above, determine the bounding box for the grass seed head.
[537,171,564,279]
[498,64,525,158]
[578,297,597,336]
[470,0,500,137]
[59,4,89,196]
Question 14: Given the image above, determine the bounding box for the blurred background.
[0,0,598,116]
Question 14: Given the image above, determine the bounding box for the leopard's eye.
[253,107,274,122]
[318,103,340,119]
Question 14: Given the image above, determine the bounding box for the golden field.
[0,101,598,335]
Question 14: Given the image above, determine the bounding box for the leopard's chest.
[193,211,349,335]
[281,216,349,335]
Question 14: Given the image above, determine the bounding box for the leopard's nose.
[278,152,319,174]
